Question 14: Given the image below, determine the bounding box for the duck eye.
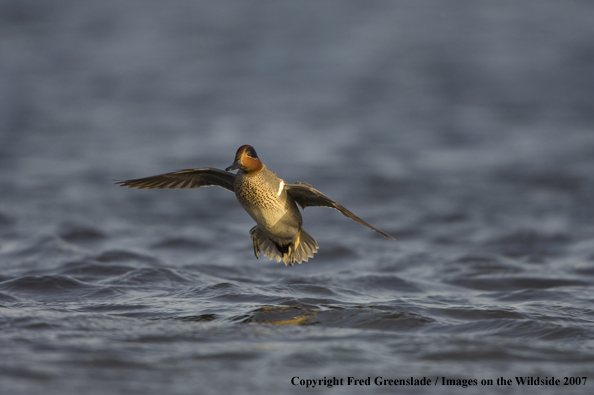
[245,147,258,159]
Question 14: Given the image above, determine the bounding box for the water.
[1,1,594,394]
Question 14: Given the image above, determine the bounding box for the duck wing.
[286,182,394,240]
[115,168,235,191]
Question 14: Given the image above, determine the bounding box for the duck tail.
[293,229,318,265]
[249,227,318,266]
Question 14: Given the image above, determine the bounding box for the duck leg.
[249,226,260,259]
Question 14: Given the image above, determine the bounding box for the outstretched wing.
[115,168,235,191]
[285,182,395,240]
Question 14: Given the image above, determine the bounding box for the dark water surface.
[2,1,594,394]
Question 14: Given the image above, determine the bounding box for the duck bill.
[225,159,242,171]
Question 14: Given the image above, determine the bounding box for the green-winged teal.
[116,145,394,266]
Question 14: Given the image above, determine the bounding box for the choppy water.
[2,1,594,394]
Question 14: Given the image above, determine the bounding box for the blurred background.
[2,0,593,237]
[1,1,594,394]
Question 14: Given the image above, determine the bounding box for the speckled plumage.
[233,164,316,264]
[234,165,301,238]
[116,144,394,266]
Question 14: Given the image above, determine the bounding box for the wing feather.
[115,168,235,192]
[286,183,394,240]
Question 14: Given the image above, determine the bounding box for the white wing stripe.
[277,180,284,196]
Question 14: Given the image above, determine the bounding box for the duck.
[116,145,394,266]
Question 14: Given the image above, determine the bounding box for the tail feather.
[249,226,318,266]
[294,229,317,264]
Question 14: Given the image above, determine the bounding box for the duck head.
[225,145,263,174]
